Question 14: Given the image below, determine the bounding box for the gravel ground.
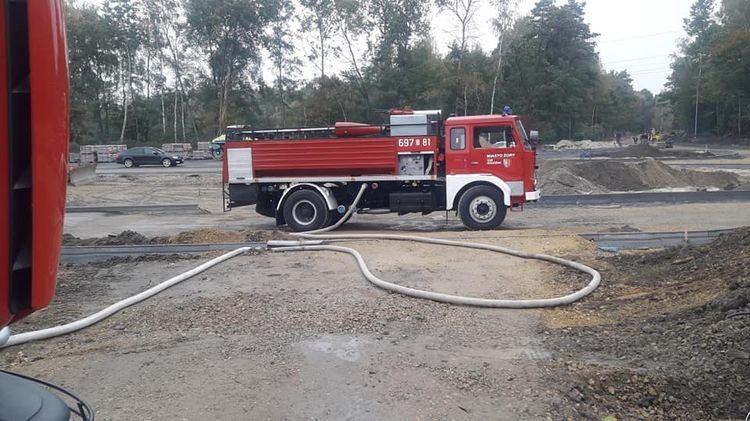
[4,229,593,420]
[5,156,750,419]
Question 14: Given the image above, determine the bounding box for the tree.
[268,5,301,125]
[501,0,599,139]
[186,0,281,133]
[439,0,482,114]
[489,0,518,114]
[300,0,337,79]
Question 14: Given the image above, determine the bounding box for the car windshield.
[153,148,165,154]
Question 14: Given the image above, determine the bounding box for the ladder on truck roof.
[225,125,340,141]
[225,111,442,142]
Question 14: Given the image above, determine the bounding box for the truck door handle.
[470,161,479,165]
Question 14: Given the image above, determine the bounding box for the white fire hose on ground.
[0,184,600,348]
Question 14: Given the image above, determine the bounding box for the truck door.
[444,126,469,174]
[468,123,525,194]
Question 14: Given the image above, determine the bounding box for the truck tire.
[457,185,507,230]
[283,189,330,232]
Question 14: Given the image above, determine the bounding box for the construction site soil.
[538,159,741,194]
[543,227,750,419]
[62,228,292,246]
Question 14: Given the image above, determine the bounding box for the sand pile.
[539,159,740,194]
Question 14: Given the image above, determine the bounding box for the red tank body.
[224,135,440,181]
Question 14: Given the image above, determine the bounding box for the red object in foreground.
[1,0,69,327]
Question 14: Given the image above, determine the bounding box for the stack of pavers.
[191,141,212,160]
[161,143,193,158]
[79,144,127,164]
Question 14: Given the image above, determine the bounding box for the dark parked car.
[115,147,184,168]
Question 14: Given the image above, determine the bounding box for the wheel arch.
[276,183,338,213]
[446,175,511,210]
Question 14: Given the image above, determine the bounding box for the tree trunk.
[319,18,325,79]
[180,89,186,142]
[342,25,371,116]
[174,86,178,143]
[119,59,128,144]
[490,34,504,115]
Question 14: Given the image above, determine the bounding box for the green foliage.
[666,0,750,137]
[67,0,715,147]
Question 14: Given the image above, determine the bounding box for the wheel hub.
[469,195,496,222]
[292,200,317,225]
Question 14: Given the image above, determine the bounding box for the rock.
[671,256,695,265]
[725,349,749,360]
[567,387,584,402]
[639,396,656,408]
[607,386,615,395]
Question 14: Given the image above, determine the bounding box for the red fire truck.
[222,110,540,231]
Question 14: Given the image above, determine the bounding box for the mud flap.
[68,164,97,186]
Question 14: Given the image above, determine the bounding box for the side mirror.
[529,130,539,141]
[153,151,159,155]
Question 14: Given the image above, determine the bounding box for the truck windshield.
[516,120,532,151]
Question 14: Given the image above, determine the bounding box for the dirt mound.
[62,230,150,246]
[63,229,293,246]
[538,159,740,194]
[166,229,247,244]
[543,227,750,419]
[598,143,716,158]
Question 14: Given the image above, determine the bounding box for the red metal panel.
[0,1,11,327]
[248,138,399,177]
[26,0,68,312]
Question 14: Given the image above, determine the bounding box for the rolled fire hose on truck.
[0,184,600,348]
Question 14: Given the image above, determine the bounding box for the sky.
[431,0,695,94]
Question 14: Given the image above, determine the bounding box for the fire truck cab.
[223,111,539,231]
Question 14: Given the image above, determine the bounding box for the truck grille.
[5,0,32,313]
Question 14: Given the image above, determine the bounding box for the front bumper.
[525,190,541,202]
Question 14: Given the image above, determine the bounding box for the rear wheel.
[283,189,330,232]
[457,185,507,230]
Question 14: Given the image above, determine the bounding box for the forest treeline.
[65,0,748,147]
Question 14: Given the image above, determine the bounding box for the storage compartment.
[228,183,259,207]
[389,191,436,215]
[398,153,434,176]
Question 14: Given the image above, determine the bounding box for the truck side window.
[474,126,516,149]
[450,128,465,150]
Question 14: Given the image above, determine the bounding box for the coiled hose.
[0,184,600,348]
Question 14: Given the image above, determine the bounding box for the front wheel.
[211,146,224,160]
[282,189,330,232]
[457,185,507,230]
[162,158,173,167]
[123,158,134,168]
